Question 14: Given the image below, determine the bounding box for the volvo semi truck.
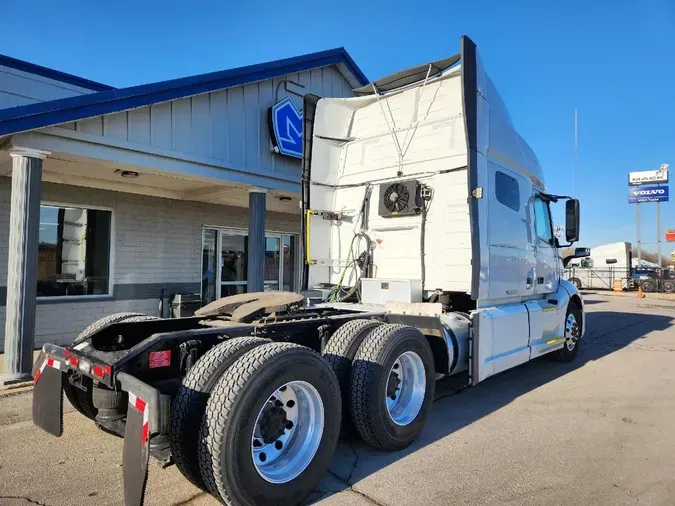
[32,35,587,506]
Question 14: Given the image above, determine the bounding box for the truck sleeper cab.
[31,35,585,506]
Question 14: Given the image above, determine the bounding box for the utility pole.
[637,203,641,266]
[574,108,578,198]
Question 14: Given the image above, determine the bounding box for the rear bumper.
[32,344,170,436]
[32,346,171,506]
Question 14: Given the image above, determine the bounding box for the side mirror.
[605,258,617,265]
[566,199,580,242]
[562,247,590,267]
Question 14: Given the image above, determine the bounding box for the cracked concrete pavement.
[1,292,674,505]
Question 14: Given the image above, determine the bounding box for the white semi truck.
[32,36,587,506]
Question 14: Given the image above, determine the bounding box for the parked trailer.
[32,36,587,506]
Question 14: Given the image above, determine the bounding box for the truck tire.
[63,377,99,420]
[169,336,268,490]
[322,319,381,432]
[65,313,158,420]
[554,302,582,363]
[640,278,656,293]
[350,324,435,451]
[198,343,341,506]
[74,312,146,345]
[663,280,675,294]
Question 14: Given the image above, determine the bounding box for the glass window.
[37,205,111,297]
[533,198,553,244]
[495,171,520,211]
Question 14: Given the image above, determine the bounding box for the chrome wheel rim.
[385,351,426,426]
[251,380,324,484]
[565,313,580,351]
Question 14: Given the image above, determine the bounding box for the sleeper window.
[495,171,520,211]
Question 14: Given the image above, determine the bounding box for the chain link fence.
[565,266,675,293]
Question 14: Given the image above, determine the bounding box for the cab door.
[533,195,559,295]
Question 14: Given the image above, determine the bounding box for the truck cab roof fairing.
[353,53,461,95]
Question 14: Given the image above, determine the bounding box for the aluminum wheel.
[565,312,580,351]
[251,380,324,484]
[385,351,426,426]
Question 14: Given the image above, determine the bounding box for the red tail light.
[68,356,79,367]
[92,365,105,378]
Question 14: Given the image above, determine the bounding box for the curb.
[0,381,34,397]
[582,290,675,302]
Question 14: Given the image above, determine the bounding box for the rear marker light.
[104,364,112,376]
[92,365,105,378]
[68,356,79,367]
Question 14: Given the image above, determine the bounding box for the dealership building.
[0,50,368,380]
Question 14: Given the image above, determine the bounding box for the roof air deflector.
[353,53,460,95]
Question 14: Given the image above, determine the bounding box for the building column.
[2,148,49,384]
[247,188,266,293]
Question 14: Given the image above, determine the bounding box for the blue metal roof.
[0,48,368,137]
[0,54,114,92]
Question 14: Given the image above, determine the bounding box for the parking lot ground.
[1,293,674,506]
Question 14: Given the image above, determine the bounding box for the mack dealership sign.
[628,164,669,186]
[628,185,669,204]
[268,97,303,159]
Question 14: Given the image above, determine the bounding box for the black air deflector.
[301,93,320,290]
[378,180,421,217]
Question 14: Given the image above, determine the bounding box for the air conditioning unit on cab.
[378,180,421,217]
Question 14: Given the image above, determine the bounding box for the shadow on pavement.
[309,309,674,504]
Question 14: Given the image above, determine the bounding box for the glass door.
[201,229,218,303]
[264,236,281,291]
[201,228,297,304]
[220,232,248,296]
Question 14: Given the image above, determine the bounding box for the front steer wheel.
[554,303,582,363]
[198,342,341,506]
[350,324,435,451]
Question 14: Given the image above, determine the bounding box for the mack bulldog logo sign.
[268,97,303,159]
[628,185,669,203]
[629,164,669,186]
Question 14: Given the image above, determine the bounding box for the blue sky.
[2,0,674,252]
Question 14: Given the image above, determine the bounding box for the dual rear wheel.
[169,321,434,505]
[170,340,341,506]
[323,320,436,450]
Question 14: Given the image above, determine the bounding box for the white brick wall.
[0,178,300,350]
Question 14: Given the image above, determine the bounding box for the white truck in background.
[32,36,588,506]
[566,242,632,290]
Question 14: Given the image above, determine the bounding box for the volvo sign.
[628,185,669,204]
[268,97,303,159]
[629,163,669,186]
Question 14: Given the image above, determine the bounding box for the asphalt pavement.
[1,293,674,506]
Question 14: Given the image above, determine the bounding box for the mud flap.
[32,356,64,437]
[123,393,150,506]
